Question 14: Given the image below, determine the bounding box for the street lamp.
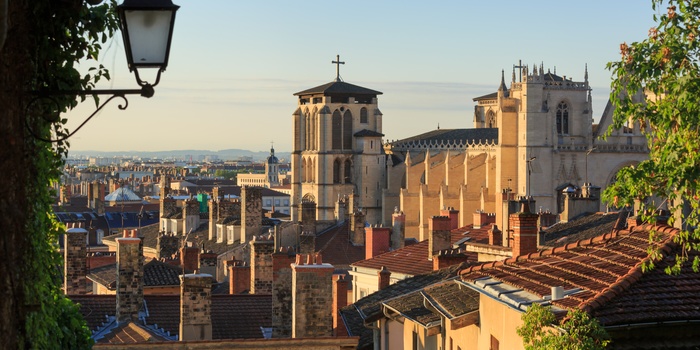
[27,0,180,142]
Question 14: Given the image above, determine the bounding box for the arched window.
[343,110,353,149]
[301,158,307,182]
[360,107,368,124]
[487,110,496,128]
[310,158,315,182]
[332,110,342,150]
[294,114,301,151]
[556,102,569,135]
[344,159,352,183]
[305,113,311,150]
[333,159,341,184]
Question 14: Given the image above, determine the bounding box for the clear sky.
[65,0,657,154]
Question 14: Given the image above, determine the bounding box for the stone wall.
[116,231,143,323]
[250,234,274,294]
[241,187,262,244]
[272,247,296,338]
[156,232,179,259]
[291,254,334,338]
[179,274,212,341]
[64,226,88,295]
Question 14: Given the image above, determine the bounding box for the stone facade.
[291,254,334,338]
[179,273,212,341]
[116,231,143,323]
[250,234,274,294]
[64,226,88,295]
[241,186,262,244]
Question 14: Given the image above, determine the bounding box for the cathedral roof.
[354,129,384,137]
[472,91,498,101]
[294,80,382,97]
[390,128,498,147]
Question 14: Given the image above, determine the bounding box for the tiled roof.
[383,290,439,327]
[97,321,168,344]
[294,80,382,96]
[88,259,184,290]
[459,224,680,315]
[351,224,490,276]
[71,294,272,341]
[389,128,498,147]
[472,91,498,101]
[315,222,365,268]
[340,263,467,350]
[354,129,384,137]
[542,212,620,247]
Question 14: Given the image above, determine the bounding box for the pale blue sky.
[66,0,656,153]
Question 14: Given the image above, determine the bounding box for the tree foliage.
[517,304,610,350]
[603,0,700,274]
[16,1,119,348]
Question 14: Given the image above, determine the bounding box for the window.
[333,159,341,184]
[344,159,352,183]
[556,102,569,135]
[343,110,353,149]
[284,200,289,205]
[487,110,496,128]
[265,199,272,206]
[360,107,368,123]
[275,199,280,206]
[332,110,342,149]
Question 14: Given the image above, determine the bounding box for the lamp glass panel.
[124,10,172,65]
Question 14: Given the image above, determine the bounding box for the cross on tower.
[332,54,345,81]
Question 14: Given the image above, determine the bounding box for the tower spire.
[584,63,589,82]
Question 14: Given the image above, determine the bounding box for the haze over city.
[66,0,655,154]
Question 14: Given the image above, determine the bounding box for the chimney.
[332,274,349,337]
[299,231,316,255]
[488,225,502,246]
[335,198,347,223]
[241,186,262,244]
[510,200,539,257]
[440,207,460,230]
[116,231,144,323]
[179,273,213,341]
[180,243,199,273]
[428,216,452,260]
[300,199,317,234]
[208,196,219,241]
[271,247,297,338]
[226,260,250,294]
[182,196,201,236]
[377,266,391,290]
[291,254,334,338]
[365,226,391,259]
[64,225,88,295]
[350,210,366,245]
[156,231,179,260]
[250,234,274,294]
[391,209,406,250]
[432,249,468,271]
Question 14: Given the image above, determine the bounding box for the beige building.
[290,73,386,224]
[237,146,284,188]
[383,63,648,240]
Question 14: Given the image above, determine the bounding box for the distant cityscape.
[67,148,292,165]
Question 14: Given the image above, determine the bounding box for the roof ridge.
[577,224,679,315]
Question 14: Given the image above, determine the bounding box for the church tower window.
[556,102,569,135]
[360,107,368,124]
[301,158,307,182]
[344,159,352,183]
[305,113,311,150]
[487,110,496,128]
[343,110,353,149]
[333,159,342,184]
[332,110,342,149]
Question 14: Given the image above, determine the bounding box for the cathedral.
[291,60,648,240]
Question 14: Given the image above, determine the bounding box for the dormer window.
[556,102,569,135]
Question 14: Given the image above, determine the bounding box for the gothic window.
[310,158,315,182]
[487,110,496,128]
[344,159,352,183]
[294,116,301,151]
[333,159,341,184]
[343,110,353,149]
[360,107,368,124]
[556,102,569,135]
[310,112,316,150]
[305,113,311,150]
[332,110,342,150]
[301,158,307,182]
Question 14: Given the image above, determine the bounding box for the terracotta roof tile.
[98,322,168,344]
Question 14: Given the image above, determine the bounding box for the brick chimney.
[350,210,366,245]
[335,197,347,223]
[440,207,460,230]
[180,243,199,273]
[116,230,144,323]
[241,186,262,244]
[510,200,539,257]
[300,199,317,235]
[291,254,334,338]
[473,211,496,229]
[226,260,250,294]
[428,216,452,260]
[378,266,391,290]
[272,247,297,338]
[64,225,88,295]
[332,274,349,337]
[156,231,179,260]
[179,273,213,341]
[432,249,468,271]
[488,225,502,246]
[365,226,391,259]
[208,196,219,241]
[250,234,274,294]
[391,209,406,250]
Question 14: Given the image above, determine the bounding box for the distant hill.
[67,149,291,162]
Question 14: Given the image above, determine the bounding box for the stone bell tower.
[290,56,386,224]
